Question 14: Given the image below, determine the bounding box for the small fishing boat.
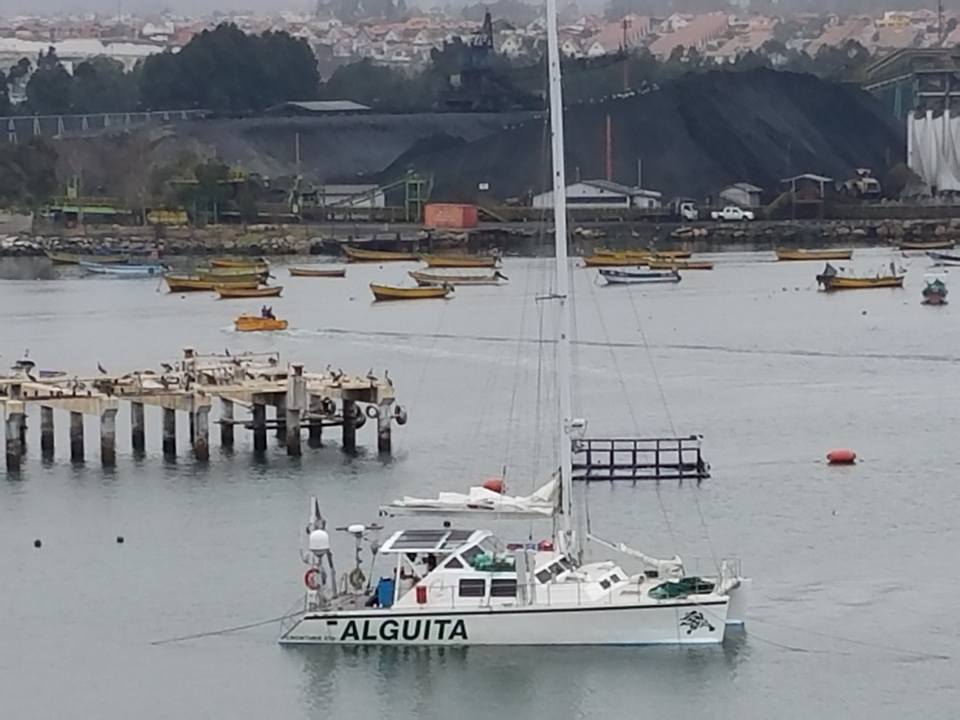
[165,275,259,292]
[217,285,283,299]
[344,246,419,262]
[900,239,955,251]
[816,263,905,290]
[79,260,165,277]
[421,254,499,269]
[289,267,347,278]
[647,259,714,270]
[776,248,853,261]
[599,268,681,285]
[197,271,266,284]
[46,250,130,265]
[922,275,948,305]
[201,265,269,278]
[234,315,288,332]
[582,254,647,267]
[370,283,453,301]
[210,257,269,269]
[650,249,692,260]
[926,251,960,266]
[409,270,507,286]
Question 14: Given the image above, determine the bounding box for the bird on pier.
[97,362,108,375]
[160,362,173,373]
[224,348,231,357]
[385,370,393,388]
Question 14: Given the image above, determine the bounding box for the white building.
[532,180,662,210]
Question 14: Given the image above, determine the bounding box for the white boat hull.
[280,599,730,646]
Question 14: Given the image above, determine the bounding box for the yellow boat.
[899,239,955,251]
[370,283,453,301]
[289,267,347,278]
[165,275,258,292]
[647,259,714,270]
[344,246,419,262]
[582,254,647,267]
[197,271,266,284]
[210,257,268,269]
[217,285,283,299]
[421,254,499,269]
[651,249,692,259]
[234,315,288,332]
[776,248,853,261]
[45,250,130,265]
[409,270,506,286]
[816,264,905,290]
[202,265,269,278]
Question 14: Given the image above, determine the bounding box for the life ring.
[304,568,320,591]
[365,405,380,419]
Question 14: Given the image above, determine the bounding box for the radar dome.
[309,529,331,552]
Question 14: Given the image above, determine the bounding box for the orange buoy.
[482,477,504,493]
[827,449,857,465]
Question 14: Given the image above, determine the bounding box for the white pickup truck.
[710,206,755,222]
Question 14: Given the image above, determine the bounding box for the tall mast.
[545,0,578,561]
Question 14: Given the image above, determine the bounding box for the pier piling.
[40,406,54,459]
[70,411,84,462]
[308,418,322,447]
[100,408,117,467]
[192,406,210,462]
[275,397,287,443]
[377,401,392,455]
[252,401,267,453]
[162,408,176,457]
[220,399,234,448]
[5,404,24,471]
[130,402,145,455]
[286,364,306,457]
[342,399,357,452]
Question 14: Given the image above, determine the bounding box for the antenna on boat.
[545,0,581,564]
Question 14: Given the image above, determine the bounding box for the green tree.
[70,57,139,113]
[0,138,57,207]
[0,70,10,116]
[26,48,73,114]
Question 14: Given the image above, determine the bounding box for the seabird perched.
[97,362,108,375]
[385,370,393,388]
[160,362,174,373]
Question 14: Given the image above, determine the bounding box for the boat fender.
[349,567,366,591]
[304,568,320,590]
[321,397,336,415]
[365,405,380,420]
[351,405,367,429]
[827,449,856,465]
[393,405,408,425]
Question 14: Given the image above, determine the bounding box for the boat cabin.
[374,527,633,610]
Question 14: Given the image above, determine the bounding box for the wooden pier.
[0,348,405,470]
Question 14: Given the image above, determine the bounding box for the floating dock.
[0,349,405,470]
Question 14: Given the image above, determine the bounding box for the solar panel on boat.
[383,529,477,552]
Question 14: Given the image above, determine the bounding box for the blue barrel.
[377,578,395,608]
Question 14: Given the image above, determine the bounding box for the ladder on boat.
[571,436,710,483]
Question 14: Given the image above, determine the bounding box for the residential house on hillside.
[647,12,729,60]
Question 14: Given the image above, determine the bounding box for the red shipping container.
[423,203,479,229]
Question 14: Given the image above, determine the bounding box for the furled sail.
[381,477,559,517]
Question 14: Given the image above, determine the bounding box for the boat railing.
[572,436,710,483]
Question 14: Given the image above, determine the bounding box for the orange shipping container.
[423,203,478,229]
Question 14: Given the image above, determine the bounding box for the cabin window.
[610,574,622,583]
[535,569,552,584]
[458,579,487,597]
[490,578,517,598]
[599,579,611,590]
[444,556,464,569]
[460,545,483,568]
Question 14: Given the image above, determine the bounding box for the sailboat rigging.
[278,0,749,646]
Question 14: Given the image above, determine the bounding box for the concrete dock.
[0,348,405,470]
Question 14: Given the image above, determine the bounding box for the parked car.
[711,206,755,221]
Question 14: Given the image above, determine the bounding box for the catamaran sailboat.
[278,0,749,647]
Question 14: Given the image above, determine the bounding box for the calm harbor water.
[1,249,958,719]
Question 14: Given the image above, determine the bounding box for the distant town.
[1,6,957,93]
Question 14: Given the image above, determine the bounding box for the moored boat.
[217,285,283,299]
[46,250,130,265]
[776,248,853,261]
[234,314,288,332]
[582,254,647,267]
[647,259,714,270]
[79,260,165,277]
[164,275,258,292]
[900,239,955,251]
[370,283,453,301]
[599,268,681,284]
[201,265,269,279]
[926,251,960,266]
[409,270,507,286]
[922,275,948,305]
[816,263,905,290]
[289,267,347,278]
[344,246,419,262]
[421,254,499,269]
[210,257,269,269]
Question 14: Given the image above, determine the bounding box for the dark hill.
[381,68,904,201]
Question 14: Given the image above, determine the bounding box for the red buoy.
[482,477,504,493]
[827,449,857,465]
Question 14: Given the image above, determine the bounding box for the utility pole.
[938,0,945,45]
[621,17,631,92]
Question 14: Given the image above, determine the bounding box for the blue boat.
[79,260,166,277]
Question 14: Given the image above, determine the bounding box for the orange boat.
[234,315,288,332]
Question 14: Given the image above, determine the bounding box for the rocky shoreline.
[2,217,960,258]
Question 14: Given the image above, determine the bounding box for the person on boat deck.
[261,305,276,320]
[425,554,438,573]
